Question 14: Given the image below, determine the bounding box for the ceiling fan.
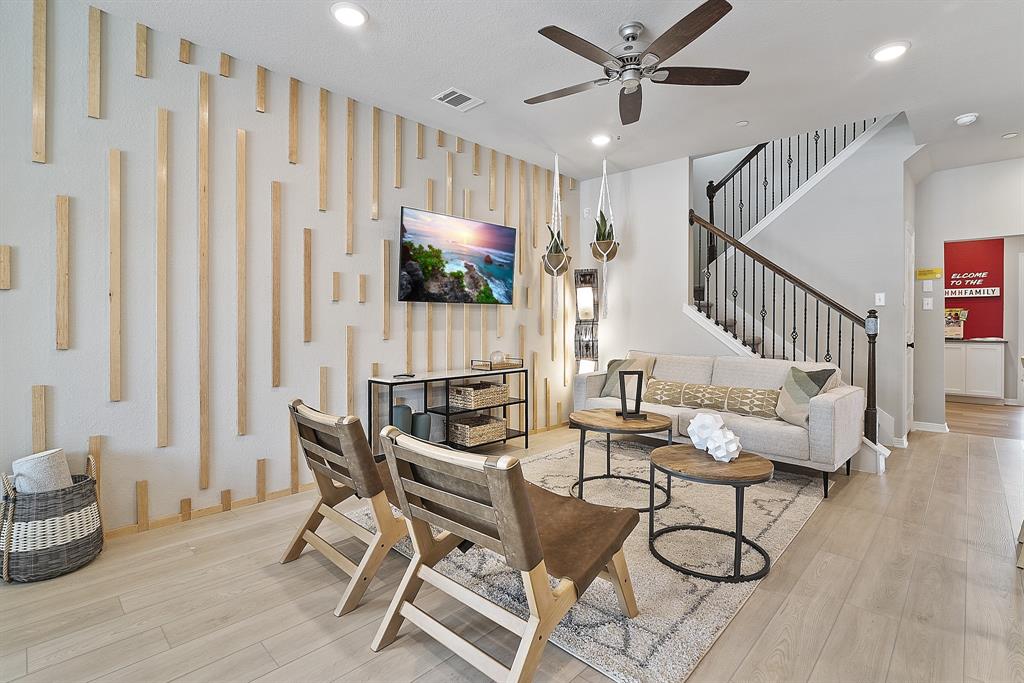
[524,0,749,126]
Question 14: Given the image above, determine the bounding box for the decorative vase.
[489,350,506,365]
[542,252,571,276]
[591,240,619,262]
[392,404,413,435]
[706,428,742,462]
[686,413,724,450]
[411,412,431,440]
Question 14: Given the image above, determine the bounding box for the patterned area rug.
[349,438,823,683]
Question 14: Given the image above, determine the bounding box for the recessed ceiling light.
[735,120,749,127]
[591,134,611,147]
[331,2,367,27]
[954,112,979,127]
[1002,131,1020,139]
[871,41,910,62]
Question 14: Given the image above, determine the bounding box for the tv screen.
[399,207,516,305]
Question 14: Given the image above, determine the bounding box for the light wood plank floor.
[1,428,1021,683]
[946,399,1024,440]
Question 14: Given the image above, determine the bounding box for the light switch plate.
[923,297,933,310]
[875,292,886,306]
[922,280,933,292]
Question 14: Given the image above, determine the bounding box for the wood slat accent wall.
[489,149,497,211]
[255,66,267,112]
[503,155,512,226]
[0,245,11,290]
[219,52,231,77]
[156,108,168,445]
[346,326,356,413]
[136,481,149,531]
[32,0,46,163]
[381,240,391,339]
[518,160,526,273]
[371,106,380,220]
[303,228,312,342]
[426,304,434,372]
[87,7,101,119]
[425,179,434,211]
[472,143,480,175]
[394,114,403,189]
[345,98,355,254]
[288,77,299,164]
[318,88,328,211]
[358,274,366,303]
[319,366,329,412]
[446,304,453,370]
[436,130,445,147]
[405,304,413,373]
[270,180,282,387]
[108,149,122,401]
[197,72,211,490]
[416,122,424,159]
[32,385,46,452]
[236,129,247,434]
[134,24,148,78]
[256,458,267,502]
[177,38,191,63]
[332,272,341,302]
[55,194,70,350]
[456,137,464,153]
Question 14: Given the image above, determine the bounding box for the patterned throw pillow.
[776,367,838,426]
[600,357,655,399]
[725,387,782,419]
[680,383,729,410]
[642,379,686,406]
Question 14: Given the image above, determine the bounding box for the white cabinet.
[944,342,1005,399]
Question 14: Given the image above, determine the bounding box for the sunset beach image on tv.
[398,207,516,305]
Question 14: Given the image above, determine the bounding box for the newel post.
[864,309,878,444]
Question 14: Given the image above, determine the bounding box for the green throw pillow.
[776,367,837,426]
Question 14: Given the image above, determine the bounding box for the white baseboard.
[891,435,909,448]
[911,421,949,433]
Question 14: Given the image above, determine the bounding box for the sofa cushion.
[720,412,810,461]
[725,387,782,420]
[776,367,838,427]
[600,357,655,399]
[648,354,715,384]
[711,356,841,391]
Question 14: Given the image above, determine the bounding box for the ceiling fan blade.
[524,79,611,105]
[619,85,642,126]
[538,26,623,70]
[650,66,749,86]
[640,0,733,67]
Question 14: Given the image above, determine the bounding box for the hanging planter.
[541,154,570,311]
[590,209,619,262]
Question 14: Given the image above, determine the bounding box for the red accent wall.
[944,238,1004,338]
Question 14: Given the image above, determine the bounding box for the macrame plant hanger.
[542,153,569,319]
[594,158,617,319]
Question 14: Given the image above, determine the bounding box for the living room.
[1,1,1022,682]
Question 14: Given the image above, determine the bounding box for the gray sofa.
[573,351,865,495]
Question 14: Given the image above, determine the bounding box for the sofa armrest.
[808,385,865,468]
[573,372,606,412]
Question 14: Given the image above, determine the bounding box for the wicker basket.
[1,456,103,583]
[449,414,507,447]
[449,382,509,410]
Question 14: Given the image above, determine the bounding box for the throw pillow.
[642,379,686,406]
[600,357,654,399]
[725,387,782,419]
[776,367,838,426]
[680,383,729,410]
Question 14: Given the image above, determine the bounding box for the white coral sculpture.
[706,428,742,462]
[687,412,724,450]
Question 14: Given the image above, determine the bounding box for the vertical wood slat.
[426,304,434,372]
[56,195,70,349]
[503,155,512,225]
[156,108,168,446]
[480,306,487,359]
[358,274,367,303]
[463,305,470,369]
[544,378,550,429]
[371,106,380,220]
[345,98,355,254]
[319,366,329,412]
[256,458,267,502]
[405,304,413,373]
[198,72,210,490]
[136,481,149,531]
[370,361,380,453]
[271,180,282,387]
[472,143,480,175]
[303,228,312,342]
[180,498,191,521]
[219,52,231,77]
[463,189,471,219]
[108,149,121,401]
[332,272,341,302]
[0,245,11,289]
[569,177,577,191]
[87,6,101,119]
[32,0,46,163]
[382,240,391,339]
[394,114,403,189]
[489,150,497,211]
[255,65,267,112]
[446,304,453,370]
[425,179,434,212]
[538,270,545,336]
[289,418,299,493]
[518,160,526,273]
[532,165,540,249]
[288,77,299,164]
[88,435,102,509]
[518,325,525,430]
[531,351,538,432]
[31,385,46,452]
[220,488,232,511]
[456,137,464,153]
[346,326,356,414]
[134,23,148,78]
[416,122,424,159]
[445,152,454,215]
[236,129,247,434]
[318,89,328,211]
[178,38,191,64]
[436,130,445,147]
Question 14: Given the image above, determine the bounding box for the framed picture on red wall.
[944,238,1004,339]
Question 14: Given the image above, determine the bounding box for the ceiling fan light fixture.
[1001,131,1020,139]
[871,41,910,62]
[331,2,368,27]
[591,134,611,147]
[954,112,979,127]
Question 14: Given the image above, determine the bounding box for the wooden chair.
[373,426,640,683]
[281,400,406,616]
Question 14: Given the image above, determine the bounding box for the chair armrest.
[808,385,865,467]
[573,372,606,412]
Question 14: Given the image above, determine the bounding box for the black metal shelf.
[443,428,526,451]
[426,397,526,416]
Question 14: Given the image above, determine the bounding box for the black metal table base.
[649,524,770,583]
[573,430,674,512]
[570,475,671,512]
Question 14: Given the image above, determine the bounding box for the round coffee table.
[568,409,674,511]
[649,444,774,582]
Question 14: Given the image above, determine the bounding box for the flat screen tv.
[399,206,516,305]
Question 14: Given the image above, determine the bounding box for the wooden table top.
[568,408,673,435]
[651,444,774,486]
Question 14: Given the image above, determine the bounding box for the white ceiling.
[93,0,1024,179]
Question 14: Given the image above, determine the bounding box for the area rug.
[348,438,823,683]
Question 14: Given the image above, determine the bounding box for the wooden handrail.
[689,210,866,326]
[709,142,768,195]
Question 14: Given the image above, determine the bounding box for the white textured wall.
[914,158,1024,424]
[0,1,577,527]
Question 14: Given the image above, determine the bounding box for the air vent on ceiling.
[433,87,485,113]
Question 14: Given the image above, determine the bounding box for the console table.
[366,367,529,453]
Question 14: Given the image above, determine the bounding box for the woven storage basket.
[1,456,103,583]
[448,414,507,448]
[449,382,509,410]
